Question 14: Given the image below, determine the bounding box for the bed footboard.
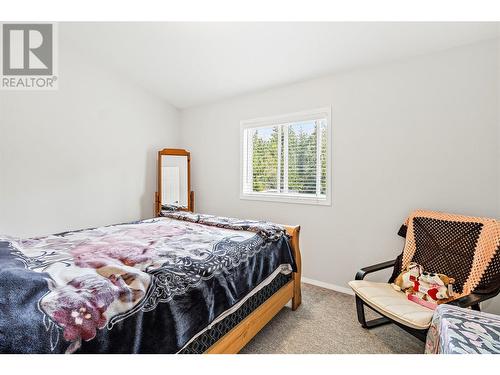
[285,225,302,310]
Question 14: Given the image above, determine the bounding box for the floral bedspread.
[425,304,500,354]
[0,216,294,353]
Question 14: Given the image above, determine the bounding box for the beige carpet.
[240,282,425,354]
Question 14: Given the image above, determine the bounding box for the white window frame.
[240,107,332,206]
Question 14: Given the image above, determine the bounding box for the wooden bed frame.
[205,225,301,354]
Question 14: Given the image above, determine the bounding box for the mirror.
[155,149,193,215]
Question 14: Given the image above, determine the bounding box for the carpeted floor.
[240,283,425,354]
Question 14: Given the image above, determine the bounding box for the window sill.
[240,193,331,206]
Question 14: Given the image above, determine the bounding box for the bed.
[0,212,301,354]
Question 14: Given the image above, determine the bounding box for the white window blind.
[241,108,331,205]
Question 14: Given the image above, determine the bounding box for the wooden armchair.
[349,210,500,341]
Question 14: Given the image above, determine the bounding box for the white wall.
[0,40,180,237]
[180,40,500,312]
[491,38,500,314]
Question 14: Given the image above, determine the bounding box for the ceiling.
[62,22,499,109]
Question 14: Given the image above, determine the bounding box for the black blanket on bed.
[0,216,294,353]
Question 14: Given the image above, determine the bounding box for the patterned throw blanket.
[425,304,500,354]
[161,211,288,242]
[0,216,294,354]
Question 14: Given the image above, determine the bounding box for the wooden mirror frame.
[155,148,194,216]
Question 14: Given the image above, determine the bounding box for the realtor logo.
[1,23,58,90]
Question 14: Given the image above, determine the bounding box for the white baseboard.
[301,277,354,295]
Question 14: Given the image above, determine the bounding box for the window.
[240,107,331,205]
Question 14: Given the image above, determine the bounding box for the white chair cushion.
[348,280,434,330]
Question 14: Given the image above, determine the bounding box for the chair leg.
[355,295,391,329]
[393,322,428,342]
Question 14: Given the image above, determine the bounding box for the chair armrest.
[355,259,397,280]
[450,290,500,309]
